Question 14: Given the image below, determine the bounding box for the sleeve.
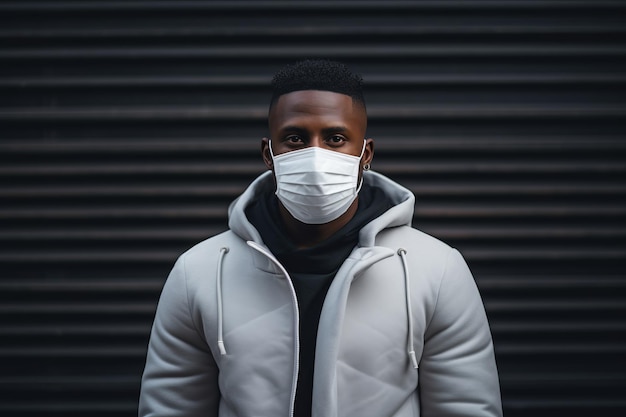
[138,255,220,417]
[418,249,503,417]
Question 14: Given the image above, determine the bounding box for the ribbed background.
[1,1,625,416]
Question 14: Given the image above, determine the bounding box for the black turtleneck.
[245,183,393,417]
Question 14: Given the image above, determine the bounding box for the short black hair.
[269,59,365,109]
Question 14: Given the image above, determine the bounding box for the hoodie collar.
[228,170,415,248]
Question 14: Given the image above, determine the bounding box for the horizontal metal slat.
[0,138,260,153]
[0,346,145,357]
[0,207,227,219]
[323,161,626,175]
[463,247,626,261]
[2,45,625,60]
[0,402,137,413]
[0,278,161,291]
[0,184,245,197]
[1,26,625,41]
[2,74,626,89]
[495,343,626,354]
[485,300,626,312]
[415,205,626,218]
[0,228,215,241]
[0,375,137,386]
[374,137,626,151]
[0,162,263,176]
[0,250,185,263]
[0,325,151,336]
[2,105,625,121]
[0,302,156,314]
[0,106,265,121]
[491,322,626,333]
[502,372,626,384]
[502,399,626,409]
[0,0,624,12]
[480,276,626,288]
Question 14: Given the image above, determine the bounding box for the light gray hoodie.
[139,170,502,417]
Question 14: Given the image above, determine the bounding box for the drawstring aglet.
[409,350,418,369]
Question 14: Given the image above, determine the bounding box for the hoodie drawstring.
[398,248,419,369]
[217,247,229,355]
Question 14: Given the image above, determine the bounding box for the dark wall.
[1,1,625,416]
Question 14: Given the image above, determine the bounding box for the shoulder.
[174,230,249,283]
[182,230,245,258]
[376,225,454,264]
[374,226,473,298]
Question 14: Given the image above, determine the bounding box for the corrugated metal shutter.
[1,1,625,416]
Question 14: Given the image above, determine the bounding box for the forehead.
[268,90,366,132]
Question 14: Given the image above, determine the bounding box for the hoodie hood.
[227,170,416,247]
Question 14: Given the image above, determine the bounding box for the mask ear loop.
[355,139,368,193]
[268,140,281,197]
[268,139,276,162]
[359,139,367,158]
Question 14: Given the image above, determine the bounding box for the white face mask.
[270,140,366,224]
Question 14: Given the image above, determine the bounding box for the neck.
[279,200,359,248]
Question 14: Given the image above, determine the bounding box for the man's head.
[261,59,374,231]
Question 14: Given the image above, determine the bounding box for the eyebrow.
[321,126,348,135]
[279,125,349,134]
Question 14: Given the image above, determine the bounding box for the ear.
[261,137,273,170]
[362,138,374,168]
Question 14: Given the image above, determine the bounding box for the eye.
[327,135,346,146]
[285,135,304,144]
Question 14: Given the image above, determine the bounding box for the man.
[139,60,502,417]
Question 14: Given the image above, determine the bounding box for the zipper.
[246,240,300,417]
